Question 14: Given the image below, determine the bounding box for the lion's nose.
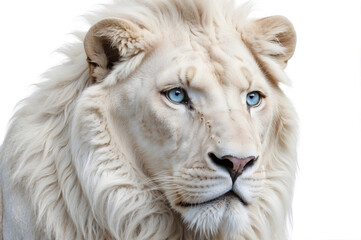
[208,153,256,183]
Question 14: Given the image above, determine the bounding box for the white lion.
[0,0,297,239]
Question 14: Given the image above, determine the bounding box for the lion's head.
[1,0,297,239]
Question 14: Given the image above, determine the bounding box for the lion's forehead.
[158,32,265,93]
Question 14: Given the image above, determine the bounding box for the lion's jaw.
[104,31,275,238]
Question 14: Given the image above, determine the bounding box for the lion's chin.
[179,193,250,238]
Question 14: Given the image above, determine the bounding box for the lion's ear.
[242,16,296,69]
[84,18,150,82]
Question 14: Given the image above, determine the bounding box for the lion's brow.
[177,65,197,87]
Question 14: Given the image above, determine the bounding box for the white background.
[0,0,360,239]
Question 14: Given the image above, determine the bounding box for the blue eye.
[166,88,186,103]
[246,92,261,106]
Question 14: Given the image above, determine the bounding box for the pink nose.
[209,153,256,182]
[222,155,255,179]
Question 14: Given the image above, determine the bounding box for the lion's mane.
[0,0,297,239]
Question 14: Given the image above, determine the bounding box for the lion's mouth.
[177,190,248,207]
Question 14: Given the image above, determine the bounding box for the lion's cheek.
[140,109,176,144]
[252,105,274,146]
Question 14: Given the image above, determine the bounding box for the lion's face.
[106,29,275,236]
[80,9,296,238]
